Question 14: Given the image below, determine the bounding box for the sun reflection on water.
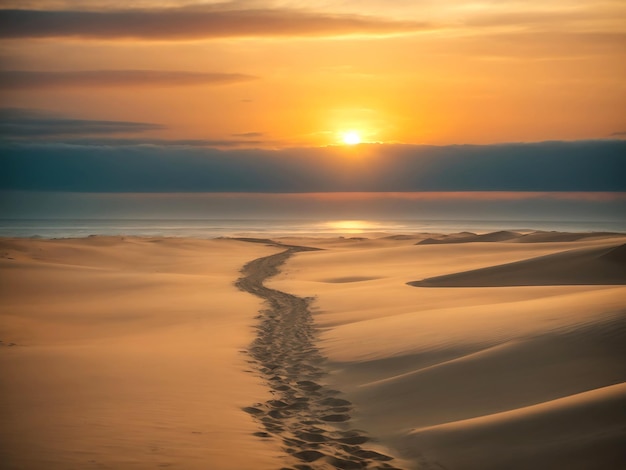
[324,220,383,233]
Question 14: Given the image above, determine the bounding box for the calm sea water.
[1,218,624,239]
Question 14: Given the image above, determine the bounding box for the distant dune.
[419,230,520,244]
[417,230,624,245]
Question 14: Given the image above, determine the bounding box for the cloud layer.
[0,109,270,145]
[0,109,164,136]
[0,7,428,40]
[0,70,257,89]
[1,140,624,192]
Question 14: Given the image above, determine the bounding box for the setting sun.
[342,131,361,145]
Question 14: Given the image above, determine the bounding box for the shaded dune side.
[235,244,406,470]
[352,315,626,432]
[401,383,626,470]
[409,243,626,287]
[351,315,626,470]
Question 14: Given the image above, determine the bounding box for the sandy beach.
[1,232,625,469]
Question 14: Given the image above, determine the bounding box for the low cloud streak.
[0,70,257,89]
[0,108,164,136]
[0,7,429,40]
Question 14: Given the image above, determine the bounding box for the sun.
[341,131,361,145]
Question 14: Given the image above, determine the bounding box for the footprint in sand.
[236,243,404,470]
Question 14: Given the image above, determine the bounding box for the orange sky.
[1,0,625,147]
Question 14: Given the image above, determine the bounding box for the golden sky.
[1,0,625,147]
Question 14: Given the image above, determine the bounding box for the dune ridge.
[418,230,624,245]
[401,382,626,470]
[350,313,625,432]
[409,242,626,287]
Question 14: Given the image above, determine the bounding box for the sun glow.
[341,131,361,145]
[325,220,380,233]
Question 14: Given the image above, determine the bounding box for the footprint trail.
[235,242,405,470]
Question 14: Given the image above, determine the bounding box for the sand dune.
[269,232,626,470]
[418,230,624,245]
[410,243,626,287]
[402,382,626,470]
[2,232,625,470]
[419,230,520,244]
[349,315,625,432]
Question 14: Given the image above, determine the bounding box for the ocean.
[1,217,624,239]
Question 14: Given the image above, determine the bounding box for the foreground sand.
[0,237,285,470]
[1,232,625,469]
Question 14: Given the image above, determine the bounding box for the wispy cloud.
[0,70,257,89]
[13,137,269,147]
[0,108,164,136]
[464,6,626,30]
[231,132,264,138]
[0,7,430,40]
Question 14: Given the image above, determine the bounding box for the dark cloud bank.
[0,7,428,40]
[1,140,624,192]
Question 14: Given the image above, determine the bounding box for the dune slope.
[402,383,626,470]
[410,243,626,287]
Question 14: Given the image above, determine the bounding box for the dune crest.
[410,243,626,287]
[417,230,624,245]
[401,383,626,470]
